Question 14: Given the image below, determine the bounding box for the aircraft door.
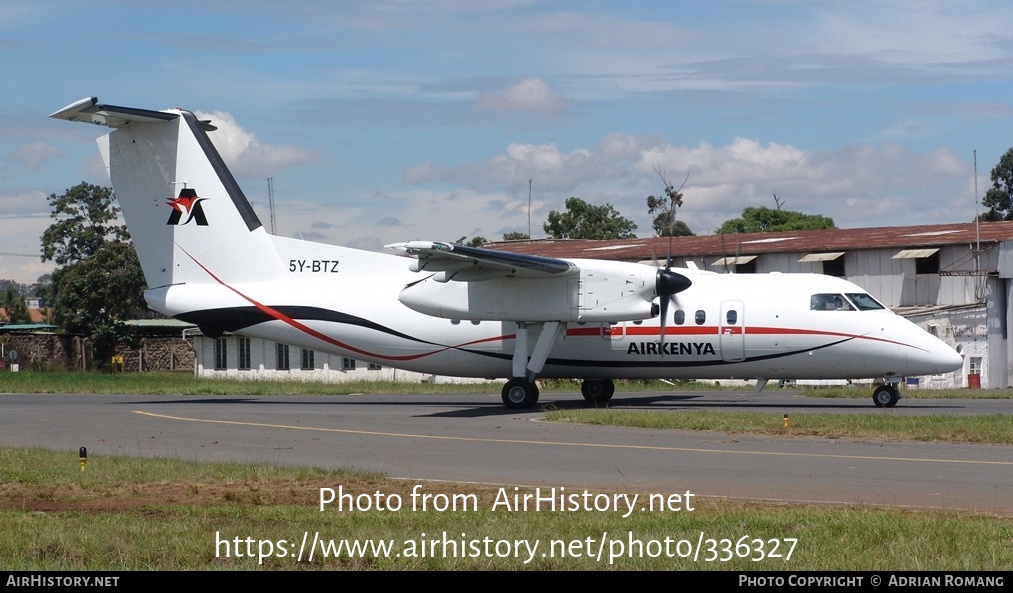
[720,300,745,362]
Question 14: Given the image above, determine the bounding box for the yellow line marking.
[133,410,1012,466]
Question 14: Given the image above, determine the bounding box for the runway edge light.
[79,447,86,472]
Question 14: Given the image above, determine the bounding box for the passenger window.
[674,310,685,325]
[726,310,737,325]
[695,310,706,325]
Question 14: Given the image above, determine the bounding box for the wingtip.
[49,96,98,119]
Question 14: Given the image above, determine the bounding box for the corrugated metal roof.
[0,323,58,331]
[487,221,1013,260]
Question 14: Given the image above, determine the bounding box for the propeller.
[656,258,692,349]
[651,171,692,356]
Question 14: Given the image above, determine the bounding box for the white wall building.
[189,330,485,384]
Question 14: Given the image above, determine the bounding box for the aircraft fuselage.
[150,242,960,384]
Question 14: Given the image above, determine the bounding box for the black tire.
[502,378,539,409]
[872,385,899,408]
[580,378,615,404]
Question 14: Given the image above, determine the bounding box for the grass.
[1,375,1009,570]
[544,410,1013,445]
[801,386,1013,399]
[0,447,1009,570]
[4,371,1008,399]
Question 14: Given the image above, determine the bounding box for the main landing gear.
[502,378,539,409]
[872,384,901,408]
[500,320,619,409]
[501,321,564,409]
[580,378,615,404]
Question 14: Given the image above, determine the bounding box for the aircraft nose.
[935,343,964,372]
[909,335,963,374]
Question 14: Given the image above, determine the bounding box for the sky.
[2,1,1013,284]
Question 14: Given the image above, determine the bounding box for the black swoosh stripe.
[176,306,443,347]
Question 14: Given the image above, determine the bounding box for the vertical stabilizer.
[52,98,283,289]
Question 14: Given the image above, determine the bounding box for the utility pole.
[267,177,276,235]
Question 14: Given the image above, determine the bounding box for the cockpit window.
[810,293,854,311]
[845,293,885,311]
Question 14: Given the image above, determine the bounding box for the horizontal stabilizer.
[50,97,216,131]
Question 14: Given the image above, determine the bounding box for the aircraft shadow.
[119,392,967,420]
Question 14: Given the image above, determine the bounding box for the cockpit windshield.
[811,293,886,311]
[845,293,885,311]
[810,293,854,311]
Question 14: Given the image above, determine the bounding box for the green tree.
[41,182,129,265]
[651,217,694,237]
[646,169,692,236]
[544,197,637,240]
[502,232,530,241]
[1,286,31,324]
[455,236,488,247]
[29,274,53,309]
[717,206,835,234]
[979,148,1013,221]
[41,183,147,365]
[51,241,146,361]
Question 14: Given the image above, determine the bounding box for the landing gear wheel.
[580,378,615,404]
[502,378,539,409]
[872,385,900,408]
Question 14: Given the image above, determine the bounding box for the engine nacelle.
[398,259,660,322]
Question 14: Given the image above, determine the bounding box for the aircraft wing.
[386,241,577,282]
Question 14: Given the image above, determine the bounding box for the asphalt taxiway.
[0,390,1009,514]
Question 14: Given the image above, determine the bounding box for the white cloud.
[401,133,974,235]
[815,3,1012,66]
[0,189,50,218]
[476,78,569,114]
[195,110,322,178]
[0,212,53,284]
[5,142,63,171]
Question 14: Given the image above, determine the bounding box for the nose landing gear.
[872,384,900,408]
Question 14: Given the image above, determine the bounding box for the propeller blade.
[659,291,669,350]
[656,268,691,355]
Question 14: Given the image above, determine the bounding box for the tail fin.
[51,97,282,289]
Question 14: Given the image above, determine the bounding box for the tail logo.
[167,188,209,226]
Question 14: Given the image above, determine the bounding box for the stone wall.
[0,333,194,372]
[0,333,81,370]
[112,337,195,372]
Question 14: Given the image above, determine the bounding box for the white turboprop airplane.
[52,97,963,409]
